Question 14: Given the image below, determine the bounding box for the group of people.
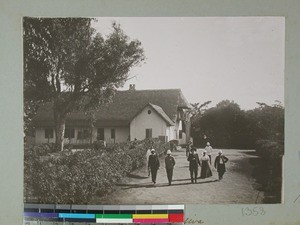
[146,142,229,186]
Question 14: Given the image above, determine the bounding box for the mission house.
[33,85,192,145]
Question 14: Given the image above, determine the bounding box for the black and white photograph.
[24,17,284,205]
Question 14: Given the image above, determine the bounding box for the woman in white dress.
[146,148,152,176]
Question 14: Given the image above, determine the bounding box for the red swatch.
[169,213,184,222]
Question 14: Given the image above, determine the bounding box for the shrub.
[24,138,168,204]
[254,139,283,203]
[255,139,284,160]
[93,140,106,150]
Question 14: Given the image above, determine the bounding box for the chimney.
[129,84,136,91]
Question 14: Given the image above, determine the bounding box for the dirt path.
[93,148,264,204]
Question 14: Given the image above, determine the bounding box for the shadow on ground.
[126,173,149,179]
[116,179,219,189]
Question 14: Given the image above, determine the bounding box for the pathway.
[93,148,264,204]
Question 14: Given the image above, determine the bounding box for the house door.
[97,128,104,140]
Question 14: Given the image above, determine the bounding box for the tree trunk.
[54,111,66,151]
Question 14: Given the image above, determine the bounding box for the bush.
[24,138,169,204]
[255,139,284,160]
[93,140,106,150]
[254,139,283,203]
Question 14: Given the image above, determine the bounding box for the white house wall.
[35,126,129,145]
[130,106,168,141]
[102,127,129,144]
[35,127,55,144]
[168,125,176,141]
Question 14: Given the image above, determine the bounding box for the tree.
[246,101,284,143]
[24,18,145,151]
[190,101,212,116]
[191,100,249,148]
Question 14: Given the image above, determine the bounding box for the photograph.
[23,17,284,205]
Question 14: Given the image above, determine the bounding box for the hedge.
[24,139,169,204]
[254,139,283,203]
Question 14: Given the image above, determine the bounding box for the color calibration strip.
[24,204,184,224]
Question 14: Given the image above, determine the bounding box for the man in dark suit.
[165,150,176,185]
[148,149,160,184]
[214,150,229,180]
[187,148,201,183]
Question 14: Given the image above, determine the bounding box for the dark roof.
[33,89,191,127]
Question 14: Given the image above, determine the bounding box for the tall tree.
[24,18,145,151]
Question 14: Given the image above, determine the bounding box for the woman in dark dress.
[200,150,212,179]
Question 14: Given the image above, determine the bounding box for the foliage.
[24,139,169,204]
[23,17,145,150]
[191,100,284,149]
[255,139,284,160]
[251,139,283,203]
[190,101,212,116]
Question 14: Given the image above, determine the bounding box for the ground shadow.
[126,173,149,179]
[116,179,219,189]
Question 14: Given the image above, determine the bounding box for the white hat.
[203,150,207,153]
[207,142,210,146]
[167,150,171,154]
[151,149,155,152]
[218,150,223,154]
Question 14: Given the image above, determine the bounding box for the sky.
[92,17,284,110]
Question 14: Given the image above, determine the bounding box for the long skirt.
[200,161,212,178]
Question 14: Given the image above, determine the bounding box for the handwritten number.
[253,207,258,216]
[242,207,265,216]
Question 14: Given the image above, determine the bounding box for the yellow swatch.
[132,214,168,219]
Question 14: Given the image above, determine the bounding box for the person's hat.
[167,150,171,155]
[191,147,196,151]
[151,149,155,152]
[218,150,223,154]
[203,150,207,153]
[207,142,210,146]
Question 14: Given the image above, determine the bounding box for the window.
[45,128,53,139]
[111,128,115,139]
[146,128,152,139]
[179,130,183,139]
[77,129,89,139]
[97,128,104,140]
[64,128,75,138]
[148,110,152,114]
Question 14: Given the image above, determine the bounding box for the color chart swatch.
[24,204,184,224]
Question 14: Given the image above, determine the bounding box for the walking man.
[187,147,201,183]
[205,142,213,164]
[165,150,176,185]
[148,149,160,184]
[214,150,229,180]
